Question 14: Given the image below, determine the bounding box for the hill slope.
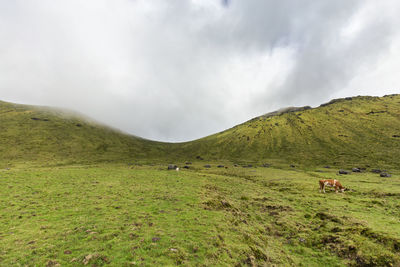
[0,101,168,165]
[176,95,400,167]
[1,95,400,167]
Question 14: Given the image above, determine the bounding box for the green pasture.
[1,164,398,266]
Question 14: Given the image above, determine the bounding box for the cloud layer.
[1,0,399,141]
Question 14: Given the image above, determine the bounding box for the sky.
[1,0,400,142]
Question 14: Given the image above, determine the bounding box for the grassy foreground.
[1,163,399,266]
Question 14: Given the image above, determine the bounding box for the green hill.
[1,95,400,168]
[0,100,168,165]
[176,94,400,168]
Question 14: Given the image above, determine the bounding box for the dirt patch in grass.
[359,227,400,252]
[203,198,235,211]
[315,212,343,224]
[309,213,400,266]
[366,191,400,198]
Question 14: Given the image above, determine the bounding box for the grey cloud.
[0,1,399,141]
[266,1,399,108]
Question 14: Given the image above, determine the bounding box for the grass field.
[1,163,399,266]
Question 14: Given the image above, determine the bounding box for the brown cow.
[319,179,345,193]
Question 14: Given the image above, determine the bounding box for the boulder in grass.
[168,164,178,170]
[183,166,190,169]
[339,169,350,175]
[371,169,382,173]
[204,165,211,168]
[261,163,270,168]
[217,165,224,168]
[352,168,361,172]
[380,173,392,178]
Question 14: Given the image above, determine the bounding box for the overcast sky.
[1,0,400,142]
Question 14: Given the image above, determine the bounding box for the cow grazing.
[319,179,345,193]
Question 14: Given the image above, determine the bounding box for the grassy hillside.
[1,95,400,168]
[176,95,400,168]
[0,100,169,166]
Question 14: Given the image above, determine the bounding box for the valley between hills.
[0,95,399,266]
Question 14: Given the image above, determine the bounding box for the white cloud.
[0,0,399,141]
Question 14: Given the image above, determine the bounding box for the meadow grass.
[1,163,399,266]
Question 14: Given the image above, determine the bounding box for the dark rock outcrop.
[319,97,354,107]
[31,117,49,121]
[258,106,312,119]
[168,164,178,170]
[366,110,386,115]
